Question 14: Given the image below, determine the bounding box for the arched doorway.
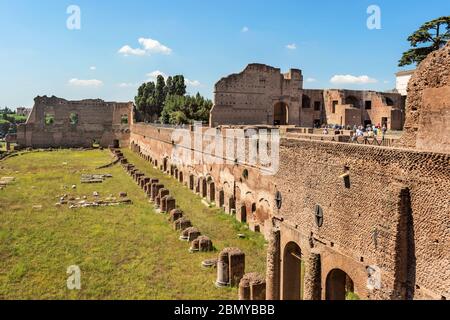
[283,242,304,300]
[325,269,357,300]
[209,182,215,203]
[179,171,184,183]
[240,205,247,223]
[273,102,289,125]
[201,178,207,198]
[218,190,225,208]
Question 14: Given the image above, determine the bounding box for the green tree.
[399,16,450,67]
[172,75,186,96]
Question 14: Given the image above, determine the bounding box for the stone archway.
[201,178,207,198]
[239,205,247,223]
[282,242,304,300]
[273,102,289,125]
[325,269,356,300]
[179,171,184,183]
[218,190,225,208]
[208,182,215,203]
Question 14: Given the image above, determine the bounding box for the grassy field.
[0,149,266,300]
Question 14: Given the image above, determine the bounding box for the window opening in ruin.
[382,117,388,127]
[365,101,372,110]
[121,114,129,124]
[345,96,360,108]
[385,97,394,106]
[44,113,55,125]
[302,95,311,108]
[69,113,78,125]
[332,101,338,113]
[314,101,321,111]
[242,169,249,180]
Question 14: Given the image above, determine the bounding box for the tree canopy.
[134,74,212,125]
[399,16,450,67]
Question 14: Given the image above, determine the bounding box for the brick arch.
[256,198,271,222]
[273,102,289,125]
[282,241,305,300]
[325,268,356,300]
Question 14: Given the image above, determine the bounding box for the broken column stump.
[180,227,201,242]
[156,189,170,208]
[151,183,164,202]
[190,235,214,253]
[239,273,266,300]
[168,209,183,223]
[216,247,245,287]
[173,217,192,231]
[164,196,176,213]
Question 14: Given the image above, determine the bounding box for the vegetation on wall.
[399,16,450,67]
[134,75,212,125]
[0,108,27,137]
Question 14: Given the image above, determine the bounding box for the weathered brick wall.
[210,64,303,126]
[130,122,449,300]
[274,139,449,300]
[211,65,404,129]
[16,96,132,148]
[398,42,450,152]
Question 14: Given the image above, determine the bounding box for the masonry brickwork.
[398,42,450,153]
[16,96,132,148]
[210,64,405,130]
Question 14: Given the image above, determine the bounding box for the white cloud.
[118,45,146,56]
[186,79,202,87]
[241,26,249,33]
[146,70,168,80]
[330,74,378,85]
[68,78,103,87]
[138,37,172,55]
[286,43,297,50]
[383,80,390,84]
[118,37,172,57]
[118,82,139,88]
[306,77,317,83]
[90,66,96,70]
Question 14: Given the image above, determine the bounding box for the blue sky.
[0,0,448,108]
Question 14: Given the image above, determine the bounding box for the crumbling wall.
[210,64,303,126]
[398,43,450,152]
[274,139,449,300]
[130,122,449,300]
[16,96,132,148]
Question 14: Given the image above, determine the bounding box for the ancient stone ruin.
[12,42,450,300]
[239,272,267,301]
[216,247,246,287]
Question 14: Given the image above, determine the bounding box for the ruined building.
[16,96,132,148]
[14,43,450,300]
[210,63,405,130]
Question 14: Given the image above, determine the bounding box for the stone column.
[303,250,322,300]
[266,226,281,300]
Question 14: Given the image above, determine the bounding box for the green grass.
[0,149,266,299]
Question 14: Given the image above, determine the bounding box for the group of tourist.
[321,123,388,141]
